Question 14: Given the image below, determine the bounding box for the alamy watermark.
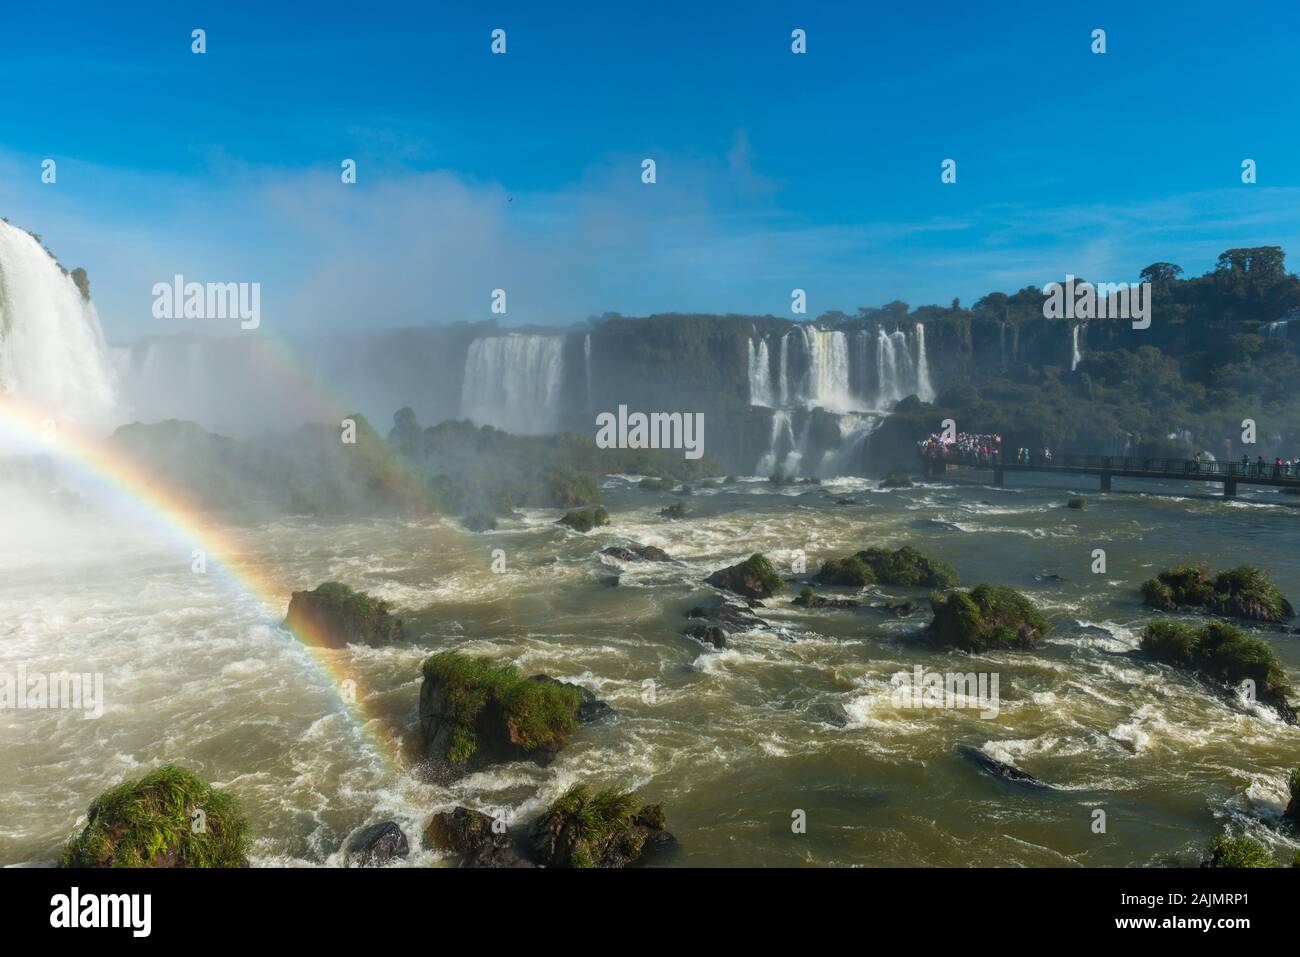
[1043,274,1150,330]
[152,275,261,329]
[595,405,704,460]
[0,664,104,719]
[891,666,1000,719]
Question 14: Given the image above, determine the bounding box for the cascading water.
[0,221,123,430]
[756,409,795,474]
[914,323,935,402]
[1070,323,1084,371]
[777,333,790,406]
[584,333,593,411]
[747,337,775,407]
[459,334,566,435]
[800,327,853,412]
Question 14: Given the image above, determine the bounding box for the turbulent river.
[3,472,1299,867]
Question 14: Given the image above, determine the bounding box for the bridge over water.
[921,452,1300,498]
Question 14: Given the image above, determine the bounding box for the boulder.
[419,654,614,776]
[684,623,727,649]
[558,507,610,533]
[1141,564,1295,623]
[60,765,250,868]
[957,745,1048,788]
[705,553,784,598]
[345,821,409,866]
[529,785,674,868]
[283,581,404,647]
[423,807,534,868]
[927,585,1049,652]
[792,587,860,609]
[686,598,769,633]
[816,545,958,589]
[1140,620,1296,724]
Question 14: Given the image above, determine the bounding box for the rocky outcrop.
[705,553,784,599]
[1141,564,1295,623]
[283,581,404,647]
[1140,620,1296,724]
[344,821,409,866]
[684,623,727,649]
[957,745,1047,788]
[816,545,958,589]
[418,653,614,777]
[557,507,610,532]
[60,765,250,868]
[602,544,673,563]
[1286,769,1300,823]
[927,585,1049,652]
[529,785,674,868]
[792,587,860,609]
[423,807,533,868]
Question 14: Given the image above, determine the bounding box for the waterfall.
[777,333,790,406]
[0,221,123,430]
[756,409,794,474]
[800,327,852,411]
[1070,324,1084,371]
[584,333,593,411]
[914,323,935,402]
[1264,319,1290,339]
[747,336,775,407]
[459,334,566,435]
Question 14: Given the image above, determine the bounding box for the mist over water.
[3,472,1298,866]
[0,221,123,433]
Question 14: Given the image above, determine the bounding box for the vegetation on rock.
[529,784,671,868]
[659,501,690,519]
[1140,619,1295,721]
[1066,495,1086,509]
[1202,835,1276,868]
[419,654,581,767]
[816,545,958,589]
[705,553,784,598]
[927,584,1049,652]
[61,765,249,868]
[1141,564,1294,622]
[557,506,610,532]
[283,581,404,647]
[879,470,914,489]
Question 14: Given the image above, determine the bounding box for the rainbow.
[0,393,406,772]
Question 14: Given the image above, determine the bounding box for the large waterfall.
[1070,323,1084,371]
[0,221,122,430]
[459,334,566,435]
[748,322,935,476]
[747,336,775,407]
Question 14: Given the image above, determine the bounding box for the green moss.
[1140,619,1293,707]
[557,507,611,533]
[1289,767,1300,799]
[1203,835,1276,868]
[816,546,957,589]
[928,584,1049,652]
[659,501,690,519]
[879,470,913,489]
[1141,564,1294,622]
[421,653,579,764]
[547,784,640,843]
[794,587,814,607]
[61,765,249,868]
[1066,495,1086,509]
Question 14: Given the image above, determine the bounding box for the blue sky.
[2,0,1298,338]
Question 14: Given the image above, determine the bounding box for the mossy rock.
[1286,768,1300,823]
[1202,835,1276,868]
[1066,495,1086,509]
[705,553,784,598]
[462,512,498,532]
[557,506,610,533]
[418,654,609,775]
[1140,619,1295,722]
[638,476,674,492]
[283,581,404,647]
[816,545,958,589]
[529,784,673,868]
[879,470,913,489]
[1140,563,1294,623]
[61,765,249,868]
[659,501,690,520]
[927,584,1049,652]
